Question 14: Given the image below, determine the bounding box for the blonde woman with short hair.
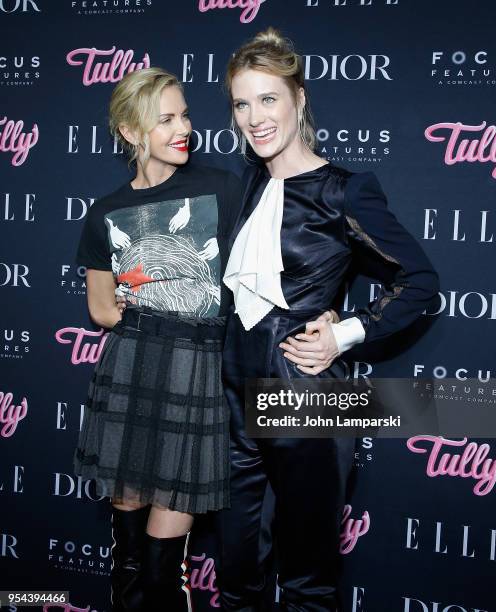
[74,67,241,611]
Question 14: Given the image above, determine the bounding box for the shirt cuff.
[330,317,366,354]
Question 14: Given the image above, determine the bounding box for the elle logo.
[198,0,266,23]
[66,46,150,86]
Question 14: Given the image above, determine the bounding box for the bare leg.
[146,507,193,537]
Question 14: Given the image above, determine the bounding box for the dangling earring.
[298,107,308,149]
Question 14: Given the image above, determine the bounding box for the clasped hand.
[279,310,340,375]
[115,295,339,375]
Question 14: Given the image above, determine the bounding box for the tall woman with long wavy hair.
[216,28,439,612]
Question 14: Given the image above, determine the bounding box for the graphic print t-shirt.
[77,163,242,317]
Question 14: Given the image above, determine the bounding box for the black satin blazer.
[228,163,439,344]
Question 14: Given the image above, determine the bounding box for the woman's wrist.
[329,317,366,355]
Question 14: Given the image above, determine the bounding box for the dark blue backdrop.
[1,1,495,611]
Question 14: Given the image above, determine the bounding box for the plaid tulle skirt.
[74,306,230,514]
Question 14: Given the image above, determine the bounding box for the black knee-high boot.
[111,506,150,611]
[142,532,191,611]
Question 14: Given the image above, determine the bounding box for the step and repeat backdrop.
[1,1,495,611]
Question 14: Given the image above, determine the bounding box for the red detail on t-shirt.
[117,263,154,292]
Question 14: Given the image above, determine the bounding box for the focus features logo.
[354,437,373,467]
[431,50,495,86]
[0,328,30,360]
[317,128,390,164]
[60,265,87,297]
[0,55,40,87]
[70,0,153,16]
[48,537,111,575]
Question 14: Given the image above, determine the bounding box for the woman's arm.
[280,171,440,374]
[338,171,440,344]
[86,269,122,329]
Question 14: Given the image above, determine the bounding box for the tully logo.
[55,327,108,365]
[407,435,496,496]
[340,504,370,554]
[0,391,28,438]
[425,121,496,179]
[66,47,151,86]
[198,0,266,24]
[0,116,38,166]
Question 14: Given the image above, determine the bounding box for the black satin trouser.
[216,309,355,612]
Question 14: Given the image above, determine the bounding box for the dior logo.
[52,473,106,501]
[403,597,487,612]
[0,0,40,11]
[0,533,19,558]
[65,197,95,221]
[1,193,35,221]
[304,54,392,80]
[0,263,30,287]
[425,291,496,319]
[190,129,244,155]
